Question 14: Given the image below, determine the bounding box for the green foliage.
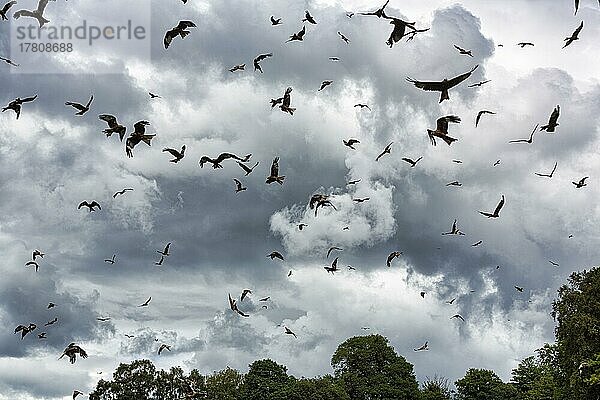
[205,366,243,400]
[331,334,420,400]
[455,368,517,400]
[510,354,559,400]
[552,267,600,399]
[420,376,453,400]
[239,359,290,400]
[272,375,350,400]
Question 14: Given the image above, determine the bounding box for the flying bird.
[354,103,371,110]
[253,53,273,73]
[32,249,44,260]
[414,341,429,351]
[125,121,155,158]
[302,10,316,24]
[266,157,285,184]
[329,57,340,61]
[549,260,560,267]
[475,110,495,127]
[45,318,57,326]
[137,297,152,307]
[471,240,483,247]
[65,95,93,116]
[73,390,84,399]
[375,142,393,161]
[2,95,37,119]
[572,177,588,188]
[98,114,127,141]
[468,80,491,88]
[327,246,343,258]
[25,261,39,272]
[427,116,461,146]
[286,25,306,42]
[0,1,17,21]
[402,157,422,168]
[268,251,284,261]
[78,201,101,212]
[343,139,360,149]
[233,178,247,193]
[540,105,560,133]
[237,161,259,176]
[318,80,333,91]
[0,56,19,67]
[240,289,252,301]
[324,257,339,274]
[387,251,402,267]
[155,256,164,266]
[104,254,116,264]
[270,16,282,25]
[163,145,186,163]
[359,0,390,18]
[47,302,55,309]
[284,326,297,338]
[564,21,584,48]
[517,42,534,48]
[229,64,245,73]
[535,162,558,178]
[38,332,47,339]
[420,291,426,298]
[385,17,417,48]
[149,92,161,99]
[113,188,133,198]
[228,293,249,317]
[14,323,37,339]
[157,243,171,256]
[407,65,478,103]
[259,297,270,302]
[451,314,465,322]
[338,31,350,44]
[454,44,473,57]
[279,87,296,115]
[96,317,111,322]
[158,344,171,355]
[509,124,538,144]
[348,179,361,185]
[446,298,456,305]
[514,286,524,292]
[59,343,88,364]
[13,0,54,27]
[446,181,462,187]
[200,153,251,169]
[479,195,505,218]
[353,197,370,203]
[442,219,465,235]
[164,20,196,49]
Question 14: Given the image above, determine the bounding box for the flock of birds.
[2,0,598,398]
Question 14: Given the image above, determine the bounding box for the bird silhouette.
[32,249,44,260]
[266,157,285,184]
[302,10,316,24]
[475,110,495,127]
[318,80,333,91]
[13,0,54,27]
[442,219,465,235]
[353,197,370,203]
[104,254,116,264]
[2,95,37,119]
[428,116,460,146]
[446,181,462,187]
[199,153,251,169]
[25,261,40,272]
[229,64,245,73]
[402,157,423,167]
[137,297,152,307]
[324,257,339,274]
[59,343,88,364]
[479,195,505,218]
[407,65,478,102]
[385,17,417,48]
[125,121,155,158]
[0,56,19,67]
[78,201,101,212]
[157,243,171,256]
[451,314,465,322]
[228,293,249,317]
[164,20,196,49]
[270,16,282,25]
[338,31,350,44]
[0,1,17,21]
[286,26,306,42]
[468,80,491,88]
[233,178,247,193]
[158,344,171,355]
[564,21,584,48]
[343,139,360,149]
[376,142,393,161]
[268,251,284,261]
[354,103,371,110]
[99,114,127,141]
[237,161,259,176]
[284,326,297,338]
[65,95,93,116]
[73,390,84,399]
[113,188,134,198]
[253,53,273,73]
[240,289,252,301]
[540,106,560,132]
[535,162,557,178]
[359,0,390,18]
[414,341,429,351]
[509,124,538,144]
[148,92,161,99]
[14,323,37,339]
[327,246,343,258]
[572,177,588,188]
[387,251,402,267]
[454,44,473,57]
[517,42,534,48]
[163,145,186,163]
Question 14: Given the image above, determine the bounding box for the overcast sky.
[1,0,600,398]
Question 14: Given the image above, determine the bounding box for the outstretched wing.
[444,65,479,89]
[549,106,560,124]
[494,195,505,215]
[254,53,272,63]
[164,28,178,49]
[99,114,118,128]
[20,95,37,103]
[1,1,17,14]
[90,201,101,209]
[406,77,445,92]
[177,20,196,30]
[65,102,85,111]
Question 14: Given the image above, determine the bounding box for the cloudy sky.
[1,0,600,398]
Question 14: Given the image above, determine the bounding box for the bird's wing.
[20,95,37,103]
[85,95,94,108]
[494,196,505,215]
[164,28,178,48]
[444,65,479,89]
[270,157,279,176]
[163,148,179,157]
[476,112,482,127]
[77,201,87,209]
[65,102,85,111]
[90,201,101,209]
[99,114,118,127]
[254,53,272,62]
[177,20,196,29]
[550,106,560,124]
[406,78,445,92]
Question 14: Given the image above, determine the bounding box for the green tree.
[89,359,158,400]
[272,375,349,400]
[455,368,517,400]
[552,267,600,399]
[205,366,243,400]
[420,376,453,400]
[331,334,419,400]
[239,359,289,400]
[510,352,559,400]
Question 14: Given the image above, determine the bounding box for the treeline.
[90,267,600,400]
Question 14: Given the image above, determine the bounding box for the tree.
[455,368,517,400]
[239,359,289,400]
[90,359,158,400]
[510,352,559,400]
[205,366,243,400]
[272,375,350,400]
[331,334,420,400]
[552,267,600,399]
[420,376,453,400]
